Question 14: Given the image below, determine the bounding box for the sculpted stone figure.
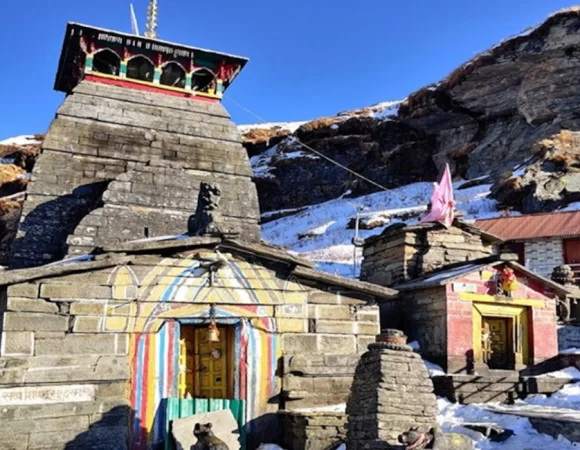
[189,182,224,236]
[399,427,473,450]
[192,423,230,450]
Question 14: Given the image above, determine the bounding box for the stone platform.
[433,373,577,404]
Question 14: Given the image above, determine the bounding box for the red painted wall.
[445,264,558,371]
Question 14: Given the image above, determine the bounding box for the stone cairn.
[346,329,439,450]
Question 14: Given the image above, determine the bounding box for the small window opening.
[191,69,215,93]
[92,50,121,76]
[127,56,155,83]
[161,62,186,88]
[144,227,150,238]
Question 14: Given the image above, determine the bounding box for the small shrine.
[361,165,570,376]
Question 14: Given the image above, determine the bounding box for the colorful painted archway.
[108,254,293,449]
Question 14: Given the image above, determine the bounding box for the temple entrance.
[179,325,235,399]
[482,317,513,370]
[473,303,529,371]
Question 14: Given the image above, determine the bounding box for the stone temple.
[0,21,397,450]
[10,23,260,269]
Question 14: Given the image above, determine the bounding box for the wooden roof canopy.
[54,22,249,97]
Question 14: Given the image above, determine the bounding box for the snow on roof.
[393,261,498,291]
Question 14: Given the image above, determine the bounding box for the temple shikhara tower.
[11,21,260,269]
[0,13,396,450]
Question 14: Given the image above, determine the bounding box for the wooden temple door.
[179,325,234,399]
[483,318,513,370]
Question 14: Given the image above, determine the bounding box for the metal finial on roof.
[144,0,158,39]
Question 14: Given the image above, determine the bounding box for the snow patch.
[0,135,41,146]
[238,121,307,134]
[523,381,580,409]
[408,340,421,352]
[293,403,346,413]
[256,445,286,450]
[425,360,446,377]
[369,100,404,120]
[561,347,580,355]
[262,181,502,277]
[250,144,320,180]
[438,396,577,449]
[537,366,580,379]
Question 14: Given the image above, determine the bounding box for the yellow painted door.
[178,325,234,399]
[484,318,510,369]
[194,326,233,399]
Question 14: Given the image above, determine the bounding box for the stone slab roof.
[0,236,398,300]
[364,219,504,247]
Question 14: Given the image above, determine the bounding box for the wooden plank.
[102,237,222,253]
[0,255,134,286]
[220,240,315,268]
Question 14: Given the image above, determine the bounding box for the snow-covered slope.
[262,180,502,277]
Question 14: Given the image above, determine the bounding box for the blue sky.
[0,1,576,139]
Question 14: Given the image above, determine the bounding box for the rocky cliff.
[242,7,580,214]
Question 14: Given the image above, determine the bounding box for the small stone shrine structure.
[361,220,571,376]
[346,330,438,449]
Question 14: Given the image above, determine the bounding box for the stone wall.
[281,296,380,410]
[559,325,580,350]
[379,287,448,368]
[10,81,260,268]
[361,223,496,287]
[279,411,346,450]
[523,238,564,278]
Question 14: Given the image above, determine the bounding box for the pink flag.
[421,164,455,228]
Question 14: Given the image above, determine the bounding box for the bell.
[207,321,220,343]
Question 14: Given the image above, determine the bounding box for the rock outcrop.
[242,7,580,214]
[0,136,43,265]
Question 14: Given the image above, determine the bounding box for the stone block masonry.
[346,343,438,450]
[280,411,346,450]
[10,80,260,268]
[523,238,564,278]
[361,222,496,287]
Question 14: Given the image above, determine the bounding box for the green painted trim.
[193,59,217,70]
[165,398,246,450]
[216,80,224,96]
[85,56,94,72]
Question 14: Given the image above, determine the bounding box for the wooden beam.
[219,240,315,268]
[0,255,135,286]
[101,237,222,253]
